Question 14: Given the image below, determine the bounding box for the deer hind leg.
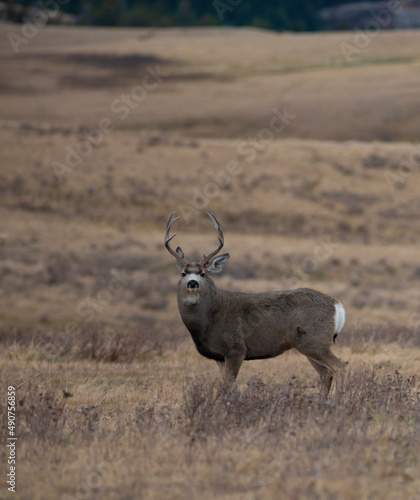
[307,358,334,399]
[215,360,225,378]
[304,350,346,397]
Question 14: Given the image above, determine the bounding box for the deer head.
[164,212,230,300]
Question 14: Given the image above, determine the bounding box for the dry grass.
[1,23,420,499]
[1,331,419,500]
[0,130,420,329]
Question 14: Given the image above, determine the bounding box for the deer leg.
[307,358,333,399]
[215,360,225,378]
[307,350,346,395]
[223,354,245,382]
[297,343,345,395]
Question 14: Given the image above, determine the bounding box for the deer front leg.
[223,353,245,382]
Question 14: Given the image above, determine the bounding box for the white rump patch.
[334,302,346,336]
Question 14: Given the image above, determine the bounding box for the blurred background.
[2,3,420,499]
[3,0,420,30]
[0,0,420,351]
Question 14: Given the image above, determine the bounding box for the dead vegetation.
[1,341,419,499]
[1,24,420,500]
[0,320,164,362]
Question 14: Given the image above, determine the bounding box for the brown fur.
[166,213,346,398]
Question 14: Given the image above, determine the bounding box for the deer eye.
[200,271,205,277]
[181,271,187,277]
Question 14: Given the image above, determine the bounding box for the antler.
[164,212,188,266]
[199,212,224,267]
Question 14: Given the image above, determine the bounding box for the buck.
[165,212,346,398]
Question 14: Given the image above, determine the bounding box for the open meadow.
[0,22,420,499]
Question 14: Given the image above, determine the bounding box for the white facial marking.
[185,273,202,291]
[187,273,201,282]
[182,273,204,305]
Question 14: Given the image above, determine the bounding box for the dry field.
[0,22,420,500]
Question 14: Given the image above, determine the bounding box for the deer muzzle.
[187,279,199,289]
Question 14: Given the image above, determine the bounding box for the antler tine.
[200,212,225,266]
[164,212,188,266]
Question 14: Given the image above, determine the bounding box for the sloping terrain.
[0,23,419,500]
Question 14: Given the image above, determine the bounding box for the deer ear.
[206,253,230,273]
[175,247,185,270]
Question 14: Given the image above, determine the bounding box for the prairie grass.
[1,24,420,500]
[1,324,419,500]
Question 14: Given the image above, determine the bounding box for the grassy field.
[0,22,420,499]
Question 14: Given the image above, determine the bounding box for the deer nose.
[187,279,199,289]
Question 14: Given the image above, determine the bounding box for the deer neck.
[177,278,220,337]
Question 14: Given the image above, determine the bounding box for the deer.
[165,211,346,398]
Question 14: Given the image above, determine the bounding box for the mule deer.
[165,212,346,398]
